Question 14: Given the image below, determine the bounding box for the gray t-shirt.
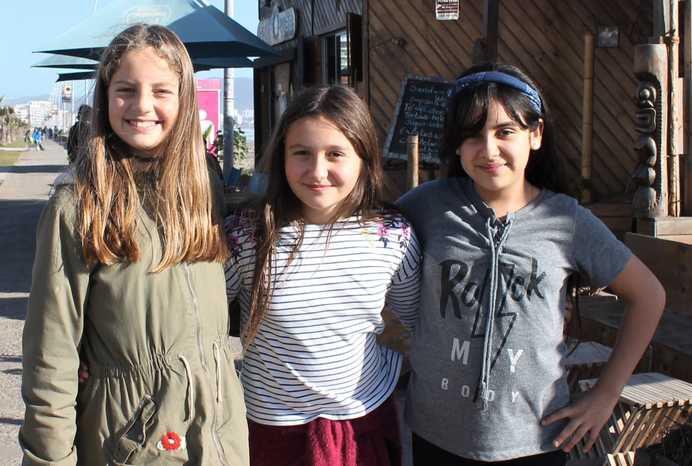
[397,177,632,461]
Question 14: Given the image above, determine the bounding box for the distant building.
[13,104,29,124]
[13,100,59,128]
[44,109,73,131]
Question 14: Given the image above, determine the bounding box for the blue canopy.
[56,71,98,82]
[36,54,255,78]
[33,55,99,70]
[36,0,275,65]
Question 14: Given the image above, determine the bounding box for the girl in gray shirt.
[397,63,665,465]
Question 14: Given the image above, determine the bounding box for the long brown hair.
[75,24,227,270]
[244,86,384,345]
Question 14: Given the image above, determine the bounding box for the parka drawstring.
[479,216,513,412]
[212,342,222,405]
[178,354,195,421]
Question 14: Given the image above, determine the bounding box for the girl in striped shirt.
[225,86,421,466]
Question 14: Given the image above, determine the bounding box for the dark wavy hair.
[442,63,567,194]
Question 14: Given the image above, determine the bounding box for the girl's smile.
[125,119,162,130]
[479,162,506,175]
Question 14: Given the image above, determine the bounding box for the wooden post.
[483,0,499,62]
[685,0,692,215]
[669,0,681,216]
[634,44,669,220]
[407,135,419,190]
[581,32,595,204]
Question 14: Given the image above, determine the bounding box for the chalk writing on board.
[384,75,454,164]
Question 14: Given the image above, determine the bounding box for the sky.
[0,0,258,102]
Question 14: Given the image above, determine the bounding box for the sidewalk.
[0,140,67,463]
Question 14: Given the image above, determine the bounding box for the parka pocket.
[109,391,190,465]
[214,344,246,432]
[214,358,249,464]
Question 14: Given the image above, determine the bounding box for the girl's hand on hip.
[541,385,620,453]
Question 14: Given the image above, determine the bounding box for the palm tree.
[0,96,27,145]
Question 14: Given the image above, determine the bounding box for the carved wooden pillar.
[633,44,668,218]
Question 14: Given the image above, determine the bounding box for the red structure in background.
[196,78,221,152]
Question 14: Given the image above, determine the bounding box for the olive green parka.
[20,185,249,465]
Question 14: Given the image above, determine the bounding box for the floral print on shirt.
[361,214,411,250]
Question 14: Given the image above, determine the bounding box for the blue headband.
[449,71,543,114]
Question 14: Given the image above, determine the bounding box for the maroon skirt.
[248,397,402,466]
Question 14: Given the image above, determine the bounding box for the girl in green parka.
[20,24,249,466]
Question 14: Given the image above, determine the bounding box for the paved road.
[0,140,67,464]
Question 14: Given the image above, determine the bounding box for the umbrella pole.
[222,0,235,186]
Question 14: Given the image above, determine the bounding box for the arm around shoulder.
[20,190,92,465]
[384,219,422,330]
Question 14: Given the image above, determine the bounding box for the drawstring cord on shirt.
[479,216,513,412]
[213,342,222,405]
[178,354,195,421]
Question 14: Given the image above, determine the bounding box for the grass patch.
[0,151,21,167]
[0,138,28,149]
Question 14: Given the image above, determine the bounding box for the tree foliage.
[0,96,28,145]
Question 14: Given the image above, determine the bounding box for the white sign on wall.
[436,0,460,21]
[62,84,73,103]
[257,7,297,46]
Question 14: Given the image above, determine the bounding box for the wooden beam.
[483,0,499,62]
[668,0,681,216]
[581,32,595,204]
[685,0,692,215]
[653,0,670,39]
[407,135,419,190]
[363,0,370,105]
[636,216,692,236]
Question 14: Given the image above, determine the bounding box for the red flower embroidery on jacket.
[160,431,181,451]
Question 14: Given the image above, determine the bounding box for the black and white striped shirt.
[225,212,421,425]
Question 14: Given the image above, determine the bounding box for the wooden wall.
[261,0,362,37]
[367,0,481,153]
[498,0,652,199]
[366,0,652,200]
[312,0,362,35]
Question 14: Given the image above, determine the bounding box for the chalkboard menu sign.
[384,75,454,164]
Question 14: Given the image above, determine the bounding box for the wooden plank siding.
[312,0,362,35]
[367,0,482,160]
[366,0,652,200]
[498,0,648,197]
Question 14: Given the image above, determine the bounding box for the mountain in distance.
[230,77,253,112]
[3,95,51,105]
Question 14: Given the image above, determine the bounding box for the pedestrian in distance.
[224,85,422,466]
[397,63,665,466]
[32,127,44,151]
[66,104,92,164]
[20,24,249,466]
